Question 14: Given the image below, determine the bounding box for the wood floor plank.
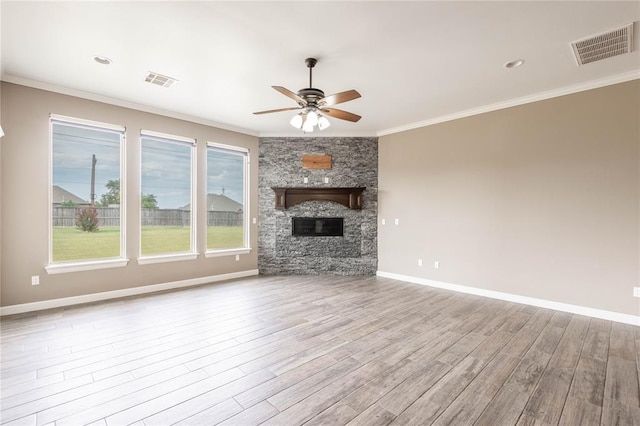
[267,356,363,412]
[432,353,520,425]
[558,396,602,426]
[1,372,134,425]
[345,405,396,426]
[520,316,589,425]
[390,356,486,425]
[603,356,640,406]
[568,355,607,407]
[601,398,640,426]
[217,400,279,426]
[1,275,636,426]
[342,358,424,413]
[303,402,359,426]
[171,398,244,426]
[609,322,637,361]
[234,355,336,409]
[97,367,239,425]
[500,309,553,352]
[376,360,452,416]
[262,360,390,426]
[139,369,275,425]
[45,367,209,426]
[473,319,567,426]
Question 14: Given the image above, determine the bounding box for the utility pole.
[90,154,97,206]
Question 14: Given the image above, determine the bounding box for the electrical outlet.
[394,218,399,225]
[434,261,439,269]
[634,287,640,298]
[381,218,386,225]
[418,259,423,267]
[324,177,329,184]
[235,255,240,261]
[252,217,257,224]
[303,177,309,183]
[31,275,40,286]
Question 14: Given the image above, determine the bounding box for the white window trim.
[48,115,127,271]
[46,258,130,275]
[205,248,252,258]
[137,253,199,265]
[140,129,196,145]
[206,142,250,252]
[139,130,197,261]
[50,114,125,133]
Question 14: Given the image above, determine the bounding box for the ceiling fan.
[253,58,361,132]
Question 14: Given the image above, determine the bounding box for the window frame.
[204,141,251,258]
[137,130,198,264]
[46,114,128,274]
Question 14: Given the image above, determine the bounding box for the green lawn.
[52,226,120,262]
[52,226,244,262]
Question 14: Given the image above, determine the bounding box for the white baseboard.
[0,269,259,316]
[376,271,639,327]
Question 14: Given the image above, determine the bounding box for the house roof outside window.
[52,186,90,206]
[181,193,242,212]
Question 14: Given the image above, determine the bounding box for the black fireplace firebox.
[292,217,344,237]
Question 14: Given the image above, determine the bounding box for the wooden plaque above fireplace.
[272,187,366,210]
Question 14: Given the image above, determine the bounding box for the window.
[49,116,126,268]
[206,142,249,253]
[140,131,196,259]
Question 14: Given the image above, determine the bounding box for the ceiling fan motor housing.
[297,88,325,107]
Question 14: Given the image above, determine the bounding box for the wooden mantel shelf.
[272,187,366,210]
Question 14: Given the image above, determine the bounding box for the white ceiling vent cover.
[571,23,634,66]
[144,71,177,88]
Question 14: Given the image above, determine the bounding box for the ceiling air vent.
[144,71,177,88]
[571,23,634,66]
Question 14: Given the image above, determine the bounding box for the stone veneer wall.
[259,137,378,275]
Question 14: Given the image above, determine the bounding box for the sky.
[52,124,244,209]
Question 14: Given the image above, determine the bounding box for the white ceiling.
[2,1,639,137]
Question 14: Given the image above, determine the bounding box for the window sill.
[137,253,199,265]
[46,258,130,275]
[205,248,251,258]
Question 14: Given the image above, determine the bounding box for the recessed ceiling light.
[504,59,525,69]
[94,56,112,65]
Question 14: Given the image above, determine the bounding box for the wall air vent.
[144,71,178,88]
[571,23,634,66]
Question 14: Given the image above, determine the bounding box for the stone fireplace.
[258,137,377,275]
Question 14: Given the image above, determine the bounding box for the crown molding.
[4,71,637,140]
[257,131,378,138]
[0,74,260,137]
[377,70,640,137]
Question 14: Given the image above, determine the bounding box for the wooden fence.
[52,207,242,227]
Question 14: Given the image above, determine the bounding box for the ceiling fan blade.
[253,107,302,115]
[272,86,307,105]
[319,90,361,107]
[320,108,361,122]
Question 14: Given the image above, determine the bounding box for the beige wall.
[379,80,640,317]
[0,82,259,307]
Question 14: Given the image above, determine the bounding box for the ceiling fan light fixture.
[255,58,360,132]
[302,121,315,133]
[318,115,331,130]
[290,113,304,129]
[306,110,319,126]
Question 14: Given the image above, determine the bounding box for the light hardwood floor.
[1,275,639,425]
